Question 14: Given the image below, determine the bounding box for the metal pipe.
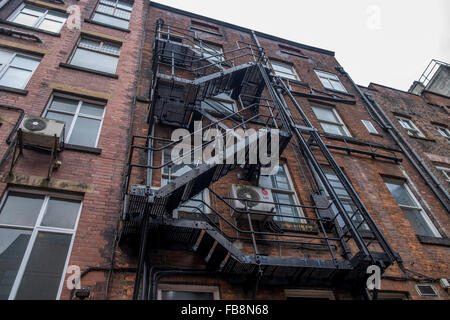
[337,67,450,213]
[0,104,25,144]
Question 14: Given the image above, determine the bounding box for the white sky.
[153,0,450,91]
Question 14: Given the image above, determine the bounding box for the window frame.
[396,117,425,138]
[258,164,305,223]
[362,120,379,134]
[43,93,106,148]
[157,284,220,300]
[69,36,121,74]
[0,187,83,300]
[312,105,352,137]
[160,149,211,215]
[8,3,67,34]
[92,0,134,29]
[270,60,300,81]
[314,70,347,93]
[436,166,450,183]
[435,125,450,140]
[192,41,225,65]
[0,49,40,90]
[384,178,441,238]
[201,92,237,116]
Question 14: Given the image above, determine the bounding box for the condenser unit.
[230,185,275,221]
[19,115,65,149]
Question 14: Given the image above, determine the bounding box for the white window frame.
[0,49,40,90]
[314,70,347,93]
[0,188,83,300]
[92,0,134,28]
[415,284,439,297]
[285,289,335,300]
[436,166,450,183]
[0,0,10,10]
[157,284,220,300]
[259,164,305,223]
[43,94,106,148]
[69,37,121,73]
[436,126,450,140]
[193,41,225,66]
[321,167,369,231]
[312,106,352,137]
[362,120,379,134]
[270,60,300,81]
[397,117,425,138]
[160,150,211,215]
[8,3,67,33]
[384,178,441,238]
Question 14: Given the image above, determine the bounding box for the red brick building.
[0,1,448,301]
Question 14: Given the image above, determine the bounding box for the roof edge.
[149,1,335,56]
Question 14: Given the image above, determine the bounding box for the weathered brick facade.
[0,1,448,301]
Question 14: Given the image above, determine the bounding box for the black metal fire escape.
[120,20,400,300]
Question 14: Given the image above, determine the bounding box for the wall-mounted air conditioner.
[230,185,275,221]
[19,115,65,149]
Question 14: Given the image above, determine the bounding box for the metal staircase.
[121,20,400,299]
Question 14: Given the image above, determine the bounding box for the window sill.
[417,235,450,247]
[409,135,435,142]
[65,144,102,154]
[0,85,28,95]
[0,20,61,37]
[59,63,119,79]
[369,132,384,137]
[84,18,131,33]
[324,88,354,97]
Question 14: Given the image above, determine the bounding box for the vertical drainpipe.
[337,66,450,214]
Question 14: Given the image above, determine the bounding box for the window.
[319,168,369,231]
[436,126,450,141]
[0,49,40,89]
[0,189,82,300]
[314,70,347,93]
[157,284,219,300]
[259,165,304,223]
[436,166,450,183]
[376,291,409,300]
[201,92,236,116]
[162,150,209,214]
[0,0,10,10]
[362,120,379,134]
[312,106,351,137]
[397,117,425,138]
[8,4,67,33]
[384,179,441,238]
[271,61,300,81]
[193,42,224,65]
[44,95,106,148]
[69,38,121,74]
[92,0,133,29]
[415,284,439,297]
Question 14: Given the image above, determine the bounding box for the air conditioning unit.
[19,115,65,149]
[230,185,275,221]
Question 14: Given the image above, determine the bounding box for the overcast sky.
[154,0,450,91]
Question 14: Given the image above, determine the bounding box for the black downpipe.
[0,104,25,144]
[337,67,450,214]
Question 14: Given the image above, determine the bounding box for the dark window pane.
[41,198,81,230]
[0,229,32,300]
[79,103,104,117]
[15,232,72,300]
[161,290,214,300]
[402,208,436,237]
[0,192,44,227]
[92,13,129,29]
